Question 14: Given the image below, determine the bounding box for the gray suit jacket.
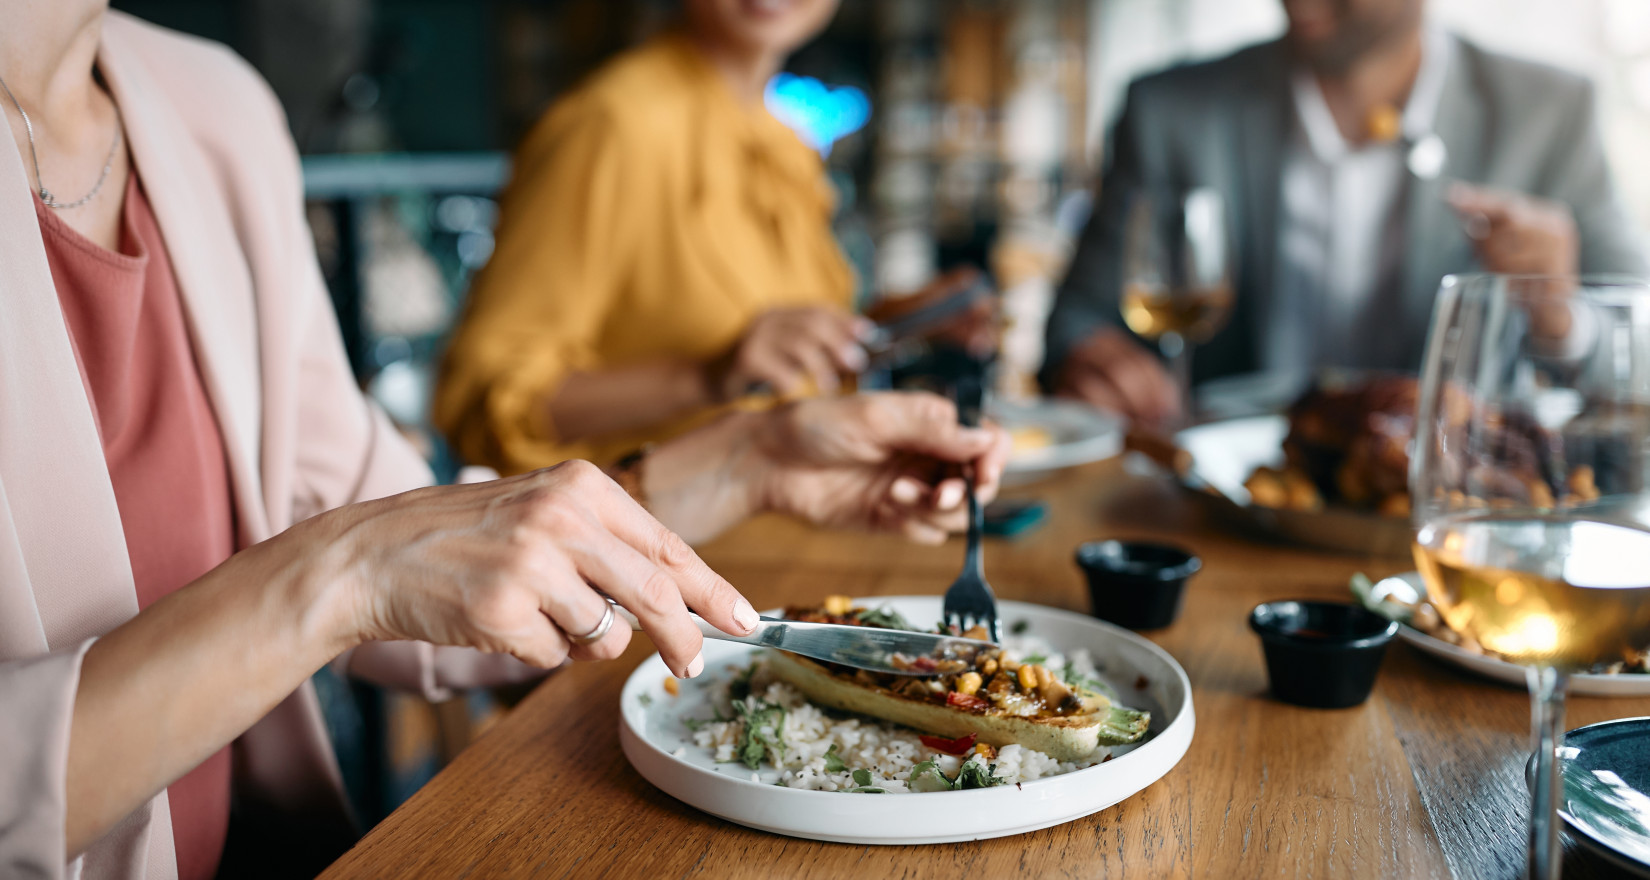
[1041,35,1648,389]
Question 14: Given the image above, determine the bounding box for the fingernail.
[937,482,965,510]
[852,317,875,337]
[685,652,705,679]
[957,426,992,444]
[890,477,923,504]
[733,599,759,634]
[841,345,868,372]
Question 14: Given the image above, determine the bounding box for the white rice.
[689,636,1113,792]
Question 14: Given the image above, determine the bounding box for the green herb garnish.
[1062,663,1118,701]
[1010,619,1030,635]
[731,699,787,770]
[823,744,847,773]
[845,767,886,793]
[902,757,1008,792]
[728,661,759,703]
[638,693,652,707]
[854,606,914,631]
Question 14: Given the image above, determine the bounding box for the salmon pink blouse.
[38,171,235,880]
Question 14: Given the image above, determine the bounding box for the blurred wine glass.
[1410,274,1650,880]
[1119,186,1232,422]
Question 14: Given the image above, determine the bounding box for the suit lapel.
[98,30,271,542]
[1401,36,1484,322]
[1233,43,1290,373]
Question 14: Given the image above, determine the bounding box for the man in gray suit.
[1042,0,1647,424]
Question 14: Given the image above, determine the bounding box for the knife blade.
[604,599,996,676]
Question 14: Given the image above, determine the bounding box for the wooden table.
[320,460,1649,878]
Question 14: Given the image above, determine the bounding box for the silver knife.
[604,599,996,676]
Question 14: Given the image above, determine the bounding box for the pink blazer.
[0,13,538,879]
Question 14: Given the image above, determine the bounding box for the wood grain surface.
[319,461,1649,878]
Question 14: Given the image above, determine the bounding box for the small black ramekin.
[1248,600,1399,708]
[1076,540,1202,630]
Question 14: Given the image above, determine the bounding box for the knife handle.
[603,597,767,644]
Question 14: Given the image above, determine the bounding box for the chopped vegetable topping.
[918,732,978,755]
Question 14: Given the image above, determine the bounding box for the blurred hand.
[1053,326,1181,425]
[1448,183,1579,277]
[707,306,870,401]
[750,392,1011,545]
[865,266,999,358]
[294,461,757,678]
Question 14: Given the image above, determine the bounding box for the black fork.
[941,365,1001,643]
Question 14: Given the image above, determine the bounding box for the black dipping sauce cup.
[1076,541,1201,630]
[1248,601,1399,709]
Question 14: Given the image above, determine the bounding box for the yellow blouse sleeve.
[434,101,641,474]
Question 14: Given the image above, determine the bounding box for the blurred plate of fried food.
[988,398,1125,484]
[1173,374,1420,557]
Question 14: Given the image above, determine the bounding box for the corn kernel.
[823,595,853,616]
[955,671,983,696]
[1017,664,1038,691]
[663,677,680,697]
[979,657,998,677]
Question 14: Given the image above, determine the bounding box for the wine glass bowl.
[1119,187,1233,414]
[1410,274,1650,878]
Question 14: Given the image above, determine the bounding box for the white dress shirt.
[1264,29,1453,377]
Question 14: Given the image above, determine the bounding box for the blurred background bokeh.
[109,0,1650,822]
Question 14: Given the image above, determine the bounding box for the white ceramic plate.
[1388,575,1650,697]
[618,597,1195,845]
[987,398,1125,482]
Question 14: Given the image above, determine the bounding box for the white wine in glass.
[1120,280,1234,344]
[1411,274,1650,879]
[1119,187,1231,419]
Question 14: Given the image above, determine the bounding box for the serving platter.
[1384,572,1650,697]
[988,398,1125,483]
[1175,414,1413,557]
[618,597,1194,845]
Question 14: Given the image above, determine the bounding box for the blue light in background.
[764,73,871,158]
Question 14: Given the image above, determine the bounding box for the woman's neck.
[685,32,782,106]
[0,0,108,116]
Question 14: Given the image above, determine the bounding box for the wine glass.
[1410,274,1650,879]
[1118,186,1233,422]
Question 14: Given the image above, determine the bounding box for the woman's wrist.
[639,409,777,543]
[245,513,376,660]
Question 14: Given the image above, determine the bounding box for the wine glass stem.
[1526,665,1570,880]
[1160,333,1193,426]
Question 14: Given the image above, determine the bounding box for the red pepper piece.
[910,656,938,672]
[919,731,979,755]
[945,691,990,712]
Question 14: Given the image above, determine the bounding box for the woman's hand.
[706,306,871,400]
[296,460,758,677]
[749,392,1011,543]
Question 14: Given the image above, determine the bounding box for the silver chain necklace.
[0,70,122,210]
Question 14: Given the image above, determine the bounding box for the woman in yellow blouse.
[436,0,863,473]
